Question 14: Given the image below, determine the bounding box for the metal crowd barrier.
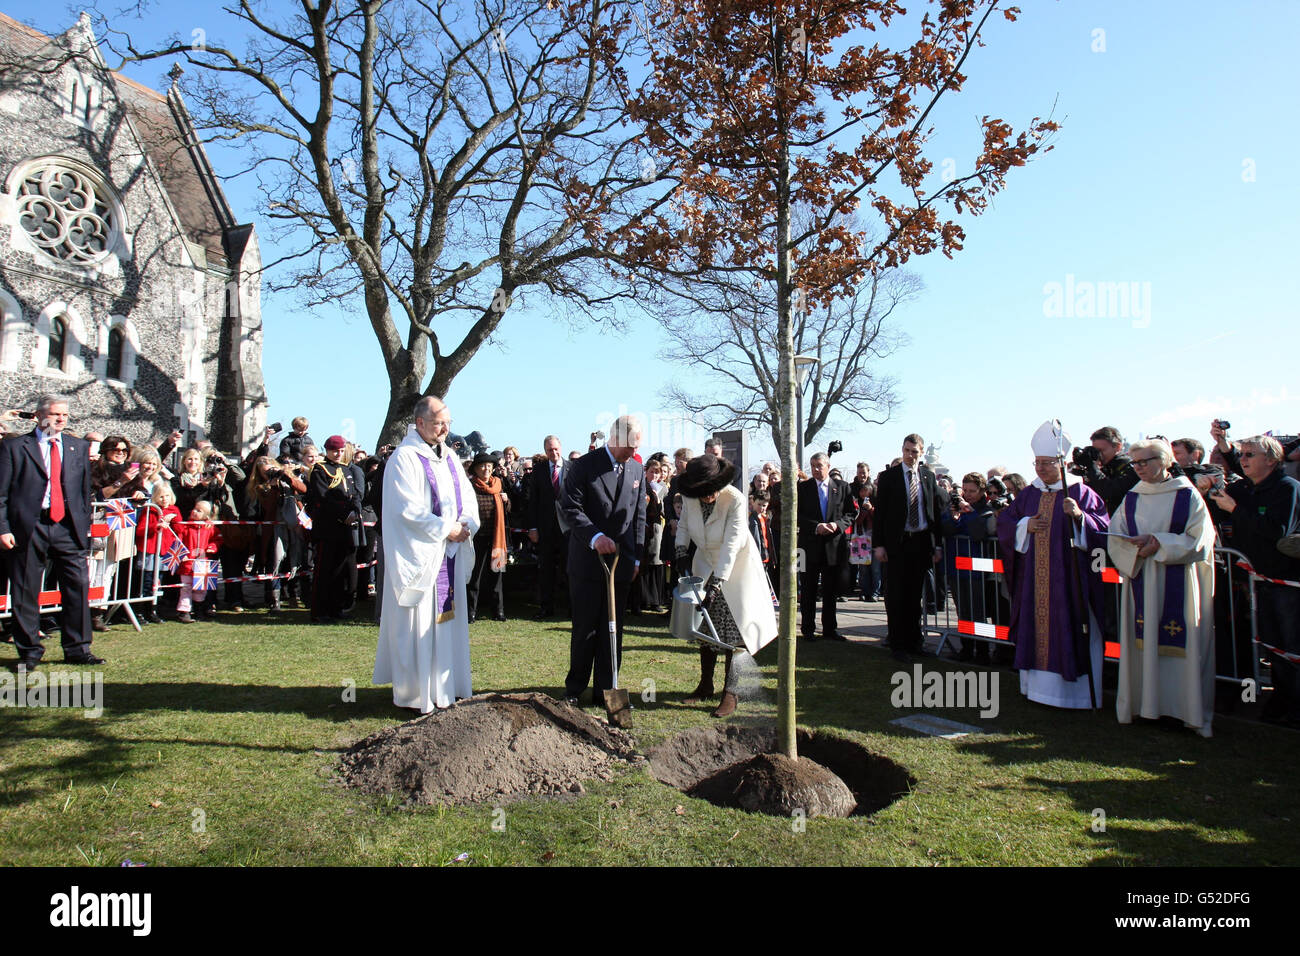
[0,508,387,626]
[921,534,1267,690]
[0,499,167,632]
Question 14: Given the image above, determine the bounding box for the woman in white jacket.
[675,455,778,717]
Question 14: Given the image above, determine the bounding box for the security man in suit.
[0,395,102,668]
[559,415,647,704]
[873,433,944,661]
[527,434,569,618]
[796,452,856,641]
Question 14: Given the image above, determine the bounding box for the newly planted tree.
[622,0,1057,757]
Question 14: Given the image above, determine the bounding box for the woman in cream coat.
[675,455,778,717]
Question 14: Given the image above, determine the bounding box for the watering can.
[668,575,733,652]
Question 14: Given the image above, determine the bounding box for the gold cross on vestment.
[1162,620,1183,638]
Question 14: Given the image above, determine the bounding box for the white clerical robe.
[373,427,480,712]
[1107,476,1215,737]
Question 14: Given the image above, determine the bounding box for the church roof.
[0,12,241,269]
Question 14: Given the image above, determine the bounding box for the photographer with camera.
[1208,435,1300,727]
[247,456,308,612]
[1071,426,1139,516]
[1211,419,1300,479]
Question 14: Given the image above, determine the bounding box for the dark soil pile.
[646,724,914,818]
[340,693,641,805]
[696,752,857,817]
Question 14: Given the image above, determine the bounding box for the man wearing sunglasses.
[1210,436,1300,728]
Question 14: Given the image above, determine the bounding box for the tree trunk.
[376,346,425,448]
[774,63,799,762]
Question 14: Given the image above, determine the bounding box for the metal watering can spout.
[668,575,732,652]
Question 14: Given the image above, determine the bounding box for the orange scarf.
[471,474,507,566]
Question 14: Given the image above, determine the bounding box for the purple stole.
[1124,487,1192,656]
[420,451,465,623]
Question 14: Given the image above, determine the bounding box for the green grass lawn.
[1,597,1295,866]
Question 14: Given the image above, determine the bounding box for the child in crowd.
[135,484,183,623]
[175,500,222,623]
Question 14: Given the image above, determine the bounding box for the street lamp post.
[793,354,820,472]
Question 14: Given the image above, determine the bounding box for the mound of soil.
[695,752,857,818]
[340,693,641,805]
[646,724,914,818]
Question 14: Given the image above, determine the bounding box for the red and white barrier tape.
[155,559,378,589]
[1233,559,1300,590]
[1257,640,1300,665]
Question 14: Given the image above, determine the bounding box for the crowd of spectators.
[3,407,1297,726]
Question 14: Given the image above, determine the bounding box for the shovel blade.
[603,688,632,728]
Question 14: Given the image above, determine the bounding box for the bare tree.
[655,266,919,455]
[101,0,671,445]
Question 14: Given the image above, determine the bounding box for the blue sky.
[9,0,1298,478]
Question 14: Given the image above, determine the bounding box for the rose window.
[16,165,116,264]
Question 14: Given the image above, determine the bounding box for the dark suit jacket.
[527,458,570,537]
[561,448,646,583]
[873,462,943,553]
[0,431,93,548]
[796,476,855,566]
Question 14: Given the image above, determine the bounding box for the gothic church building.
[0,13,266,451]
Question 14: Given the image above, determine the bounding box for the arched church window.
[106,326,124,380]
[47,315,67,370]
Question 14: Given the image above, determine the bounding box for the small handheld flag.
[104,498,138,532]
[162,537,189,573]
[191,558,220,591]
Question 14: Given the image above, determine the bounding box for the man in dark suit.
[559,416,647,704]
[0,395,102,668]
[527,434,569,618]
[797,452,856,641]
[873,433,944,661]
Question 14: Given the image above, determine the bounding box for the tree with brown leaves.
[622,0,1058,758]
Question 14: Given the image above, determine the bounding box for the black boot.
[684,647,719,703]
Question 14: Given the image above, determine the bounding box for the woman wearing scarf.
[467,452,509,622]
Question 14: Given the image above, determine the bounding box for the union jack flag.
[162,535,189,573]
[104,498,137,531]
[191,558,220,591]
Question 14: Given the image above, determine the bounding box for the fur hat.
[677,454,737,498]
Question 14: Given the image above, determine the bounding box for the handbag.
[848,530,872,565]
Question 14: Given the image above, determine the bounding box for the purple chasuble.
[995,482,1110,680]
[421,452,465,623]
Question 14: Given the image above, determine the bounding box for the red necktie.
[49,440,65,522]
[552,464,560,491]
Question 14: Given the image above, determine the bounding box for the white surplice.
[372,427,480,712]
[1107,476,1216,737]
